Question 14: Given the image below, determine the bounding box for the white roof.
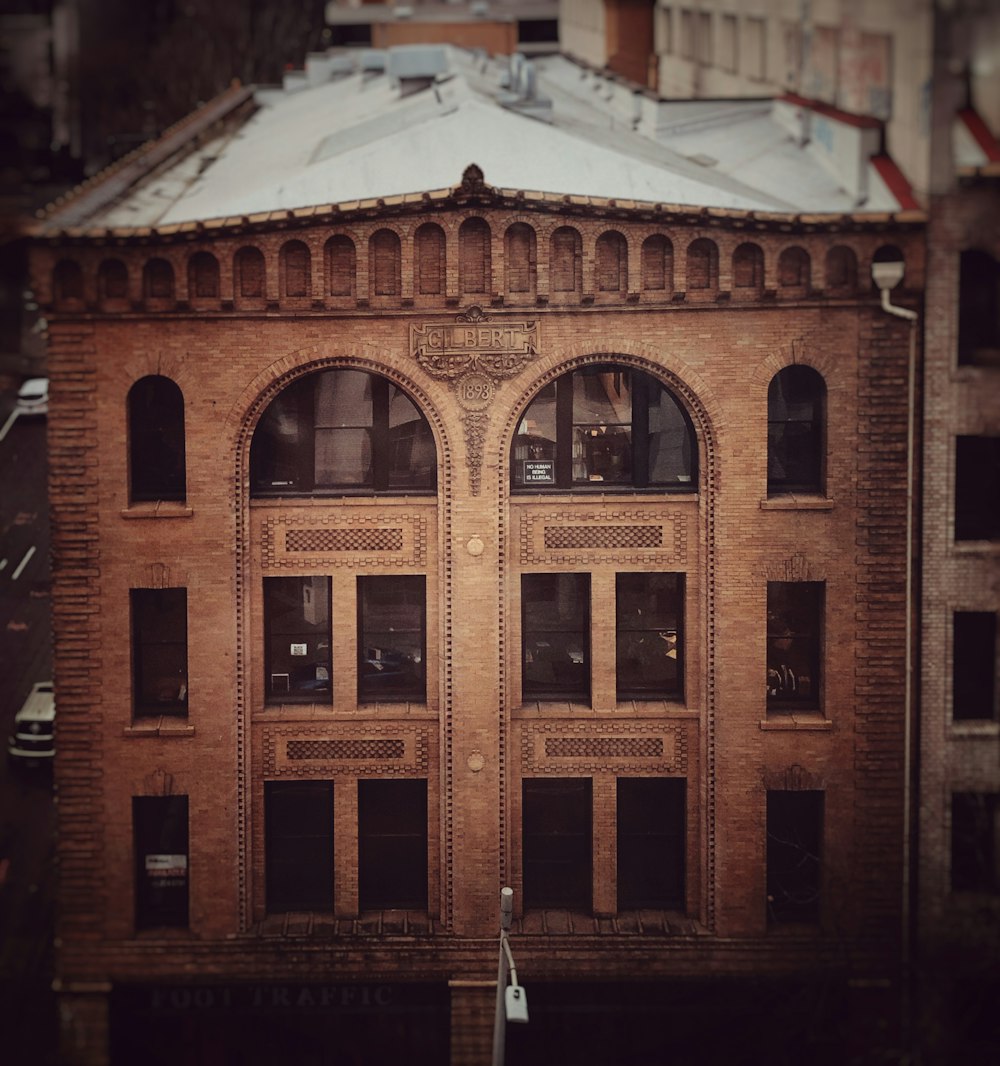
[88,48,912,230]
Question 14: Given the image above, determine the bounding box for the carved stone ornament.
[412,305,541,495]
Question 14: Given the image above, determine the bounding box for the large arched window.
[128,376,186,502]
[250,369,436,496]
[767,366,825,494]
[511,364,696,491]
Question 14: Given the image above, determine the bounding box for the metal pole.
[491,887,514,1066]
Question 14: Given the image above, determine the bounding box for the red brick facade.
[34,183,923,1064]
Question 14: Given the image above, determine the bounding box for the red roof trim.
[872,155,920,211]
[778,92,882,130]
[958,108,1000,163]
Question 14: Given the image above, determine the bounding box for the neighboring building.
[325,0,560,54]
[32,45,923,1065]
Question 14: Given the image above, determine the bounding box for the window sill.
[759,714,832,731]
[121,501,193,519]
[760,495,833,511]
[952,539,1000,555]
[948,720,1000,738]
[124,718,195,737]
[254,702,434,719]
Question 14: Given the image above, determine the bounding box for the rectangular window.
[358,779,427,910]
[617,778,685,910]
[954,612,997,721]
[679,9,694,60]
[131,588,188,717]
[952,793,999,894]
[522,573,590,702]
[766,790,822,924]
[358,575,426,702]
[955,436,1000,541]
[744,16,766,80]
[264,576,331,702]
[766,582,823,711]
[133,795,189,929]
[718,14,738,72]
[656,6,672,56]
[616,573,684,700]
[696,11,712,65]
[522,778,592,910]
[265,780,334,913]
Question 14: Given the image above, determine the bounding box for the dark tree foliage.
[76,0,328,167]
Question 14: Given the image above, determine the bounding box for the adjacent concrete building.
[32,45,926,1065]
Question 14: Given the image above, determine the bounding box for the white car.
[15,377,49,416]
[8,681,55,765]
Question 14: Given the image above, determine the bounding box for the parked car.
[14,377,49,416]
[8,681,55,765]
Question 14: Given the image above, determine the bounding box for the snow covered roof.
[38,47,923,234]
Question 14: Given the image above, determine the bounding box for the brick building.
[31,47,924,1065]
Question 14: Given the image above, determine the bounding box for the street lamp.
[491,886,528,1066]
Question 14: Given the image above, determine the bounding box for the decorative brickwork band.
[287,739,406,761]
[263,725,429,776]
[285,528,404,553]
[545,736,664,759]
[262,514,428,568]
[543,525,663,550]
[522,721,687,774]
[520,509,689,565]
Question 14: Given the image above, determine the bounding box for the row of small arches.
[50,226,865,310]
[127,362,825,504]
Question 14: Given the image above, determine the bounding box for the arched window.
[143,258,175,301]
[280,240,311,298]
[686,238,718,291]
[596,231,628,293]
[550,226,582,293]
[505,223,536,295]
[641,235,672,291]
[188,252,219,299]
[778,246,811,289]
[370,230,400,297]
[325,235,356,297]
[128,376,186,502]
[733,243,764,290]
[415,223,445,295]
[824,245,856,292]
[959,249,1000,366]
[53,259,83,305]
[511,364,696,491]
[98,259,129,304]
[235,247,266,299]
[767,366,825,495]
[460,217,491,294]
[250,370,436,496]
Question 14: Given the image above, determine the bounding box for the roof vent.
[499,53,552,122]
[394,5,414,18]
[388,44,448,98]
[360,50,387,75]
[471,0,490,15]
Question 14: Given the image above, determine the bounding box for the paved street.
[0,384,57,1066]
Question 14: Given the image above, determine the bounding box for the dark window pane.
[955,436,1000,540]
[767,791,822,924]
[358,780,427,910]
[132,588,187,717]
[523,778,592,910]
[265,781,334,912]
[522,574,589,701]
[129,376,186,502]
[767,366,824,494]
[134,796,188,929]
[264,577,331,701]
[250,371,435,496]
[617,778,686,909]
[767,582,823,710]
[954,612,997,721]
[951,793,999,893]
[958,250,1000,366]
[617,573,683,699]
[647,385,695,487]
[358,576,425,702]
